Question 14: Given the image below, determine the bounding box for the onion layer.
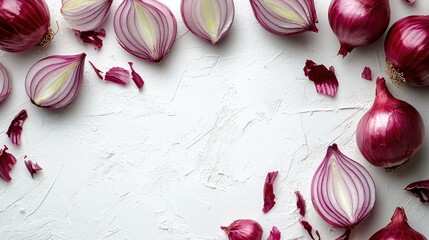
[61,0,113,31]
[356,78,424,169]
[0,0,51,52]
[385,15,429,86]
[0,63,11,103]
[114,0,177,62]
[328,0,390,57]
[250,0,318,36]
[181,0,235,44]
[25,53,86,109]
[311,144,376,231]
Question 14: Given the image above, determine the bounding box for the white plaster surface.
[1,1,429,239]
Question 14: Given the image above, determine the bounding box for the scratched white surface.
[1,1,429,239]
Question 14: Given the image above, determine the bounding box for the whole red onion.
[328,0,390,57]
[369,207,427,240]
[221,219,263,240]
[385,15,429,86]
[356,78,424,170]
[0,0,51,52]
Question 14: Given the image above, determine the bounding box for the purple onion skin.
[385,15,429,86]
[328,0,390,57]
[369,208,427,240]
[356,78,424,169]
[0,0,51,52]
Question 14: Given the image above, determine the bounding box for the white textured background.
[1,0,429,239]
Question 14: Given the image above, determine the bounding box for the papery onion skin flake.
[24,158,43,178]
[0,146,17,182]
[25,53,86,110]
[304,60,339,97]
[267,226,281,240]
[405,180,429,203]
[6,110,28,146]
[263,171,279,213]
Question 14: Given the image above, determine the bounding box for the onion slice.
[114,0,178,62]
[0,146,17,182]
[6,110,28,146]
[25,53,86,109]
[249,0,318,36]
[181,0,235,44]
[311,144,376,232]
[61,0,113,31]
[304,60,339,97]
[405,180,429,203]
[0,63,12,103]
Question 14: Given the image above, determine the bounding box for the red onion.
[385,15,429,86]
[221,219,263,240]
[0,0,51,52]
[25,53,86,109]
[328,0,390,57]
[311,144,376,233]
[181,0,234,44]
[114,0,177,62]
[0,62,11,103]
[249,0,318,36]
[369,207,427,240]
[61,0,113,31]
[356,78,424,170]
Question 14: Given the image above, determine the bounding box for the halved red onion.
[25,53,86,109]
[6,110,28,146]
[0,63,12,103]
[249,0,318,36]
[0,146,17,182]
[0,0,52,52]
[181,0,234,44]
[24,157,42,178]
[114,0,177,62]
[304,60,339,97]
[61,0,113,32]
[405,179,429,203]
[311,144,376,233]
